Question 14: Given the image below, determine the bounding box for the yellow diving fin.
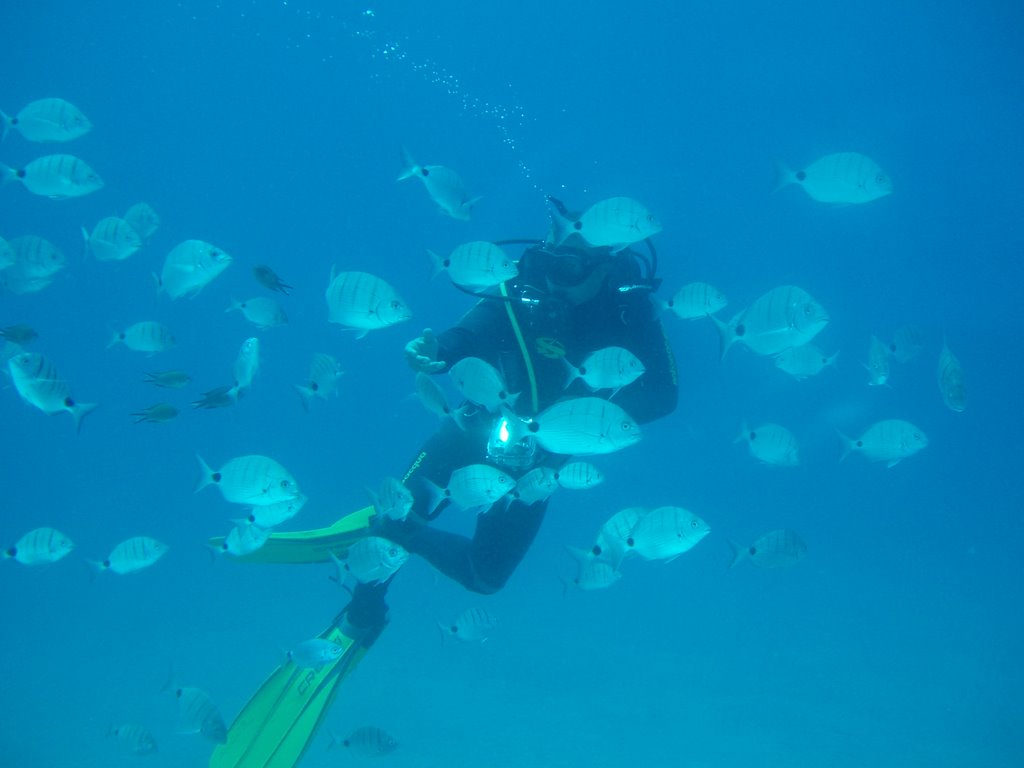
[208,506,375,564]
[209,613,383,768]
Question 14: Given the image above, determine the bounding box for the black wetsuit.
[348,245,679,628]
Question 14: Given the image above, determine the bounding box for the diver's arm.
[431,299,509,372]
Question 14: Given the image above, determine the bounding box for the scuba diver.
[209,202,679,768]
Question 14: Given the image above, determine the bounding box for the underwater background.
[2,1,1022,765]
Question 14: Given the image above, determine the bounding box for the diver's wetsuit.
[347,245,679,629]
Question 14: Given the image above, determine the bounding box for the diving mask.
[486,416,538,469]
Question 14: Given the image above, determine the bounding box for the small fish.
[415,370,464,426]
[109,321,176,353]
[91,536,168,574]
[778,152,893,204]
[514,466,559,504]
[247,494,307,528]
[629,505,710,562]
[337,537,408,584]
[591,506,646,569]
[123,202,160,239]
[548,196,662,252]
[325,268,411,336]
[192,386,235,410]
[370,477,413,522]
[195,454,301,506]
[8,351,96,431]
[228,337,260,401]
[2,235,66,294]
[0,324,38,344]
[109,723,158,756]
[143,369,191,389]
[774,344,838,380]
[888,325,925,362]
[865,334,890,386]
[218,520,270,556]
[449,357,516,411]
[426,464,514,513]
[714,285,829,358]
[329,726,399,757]
[565,346,645,391]
[839,419,928,467]
[157,240,232,299]
[429,241,518,289]
[2,98,91,142]
[82,216,142,261]
[252,265,292,294]
[0,154,103,198]
[438,606,499,643]
[173,686,227,743]
[530,396,642,456]
[729,529,807,569]
[294,352,343,410]
[736,422,800,467]
[131,403,179,424]
[398,147,479,220]
[227,297,288,329]
[555,461,605,490]
[665,282,728,319]
[565,546,622,591]
[4,527,74,565]
[288,638,345,669]
[938,339,966,412]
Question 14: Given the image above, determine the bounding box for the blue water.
[2,1,1022,765]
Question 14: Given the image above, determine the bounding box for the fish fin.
[293,383,314,413]
[225,298,242,314]
[194,455,215,493]
[727,540,747,569]
[836,430,855,462]
[886,458,902,469]
[421,478,446,517]
[733,420,750,444]
[0,162,17,185]
[710,312,737,360]
[69,402,97,434]
[397,147,418,181]
[427,249,445,280]
[773,161,796,193]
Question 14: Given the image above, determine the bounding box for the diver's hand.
[404,328,446,373]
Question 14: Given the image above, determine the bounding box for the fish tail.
[773,161,795,193]
[70,402,97,434]
[397,146,418,181]
[225,297,241,314]
[733,420,749,444]
[194,455,215,493]
[546,195,574,245]
[427,249,444,280]
[836,429,855,462]
[80,226,91,260]
[326,730,341,751]
[435,620,448,646]
[293,383,314,412]
[727,540,747,569]
[422,478,446,517]
[0,162,16,185]
[709,313,735,360]
[448,403,468,431]
[0,111,10,141]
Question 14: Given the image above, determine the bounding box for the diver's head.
[543,248,615,305]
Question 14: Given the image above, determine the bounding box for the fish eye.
[690,520,699,528]
[280,479,291,488]
[875,173,887,184]
[621,421,632,431]
[390,300,401,309]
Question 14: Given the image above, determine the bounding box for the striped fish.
[730,529,807,569]
[449,356,515,412]
[665,281,728,319]
[2,98,91,142]
[549,196,662,252]
[774,344,838,380]
[429,240,517,289]
[247,494,307,528]
[514,466,559,504]
[325,269,411,336]
[83,216,142,261]
[4,527,74,565]
[337,537,408,584]
[438,606,499,643]
[531,396,641,456]
[629,505,710,562]
[109,723,158,756]
[294,352,343,410]
[398,147,478,221]
[555,461,604,490]
[426,463,514,513]
[2,235,66,294]
[591,506,646,569]
[226,296,288,329]
[8,352,96,431]
[839,419,928,468]
[779,152,892,204]
[0,154,103,198]
[195,454,300,506]
[714,285,829,358]
[938,340,966,412]
[108,321,176,353]
[330,725,399,756]
[565,346,645,391]
[565,546,622,591]
[92,536,168,574]
[219,520,270,556]
[158,240,232,299]
[736,421,800,467]
[228,337,260,401]
[123,202,160,239]
[173,686,226,743]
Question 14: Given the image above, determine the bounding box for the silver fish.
[8,351,96,431]
[736,422,800,467]
[219,520,270,556]
[229,337,260,401]
[429,241,517,289]
[565,346,645,391]
[865,334,890,386]
[426,464,514,513]
[83,216,142,261]
[227,296,288,329]
[123,202,160,239]
[325,268,411,337]
[938,339,966,412]
[714,285,829,358]
[108,321,176,353]
[288,638,345,669]
[730,529,807,569]
[0,154,103,198]
[398,147,479,220]
[514,466,560,504]
[565,546,622,590]
[530,397,641,456]
[247,494,307,528]
[889,325,925,362]
[438,606,499,642]
[665,281,728,319]
[195,454,300,506]
[449,356,516,411]
[131,403,179,424]
[158,240,232,299]
[629,505,710,562]
[548,196,662,252]
[330,726,399,757]
[415,370,464,426]
[92,536,168,574]
[370,477,413,522]
[555,461,605,490]
[338,537,408,584]
[173,686,227,743]
[839,419,928,468]
[109,723,158,756]
[143,369,191,389]
[294,352,343,410]
[2,98,91,142]
[779,152,893,204]
[3,527,74,565]
[2,235,66,294]
[774,344,838,380]
[591,506,646,569]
